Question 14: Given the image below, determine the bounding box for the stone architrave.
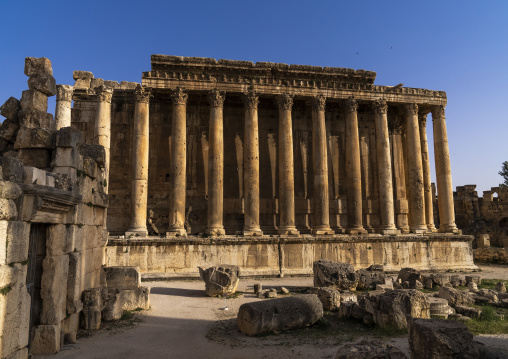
[126,85,151,237]
[242,91,263,236]
[311,95,333,235]
[373,99,398,234]
[167,88,188,237]
[206,89,226,236]
[55,85,73,130]
[276,94,299,235]
[404,103,427,233]
[344,98,365,234]
[432,105,459,233]
[94,85,113,186]
[419,112,436,231]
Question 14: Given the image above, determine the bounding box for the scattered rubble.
[198,265,240,297]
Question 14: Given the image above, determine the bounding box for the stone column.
[419,112,436,232]
[344,98,365,234]
[276,94,299,235]
[126,85,151,237]
[373,99,398,234]
[432,105,459,233]
[94,85,113,186]
[243,91,263,236]
[167,88,188,237]
[206,89,226,236]
[311,95,334,235]
[404,104,427,233]
[55,85,73,130]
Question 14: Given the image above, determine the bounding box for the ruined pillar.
[432,105,459,233]
[373,99,398,234]
[167,88,188,237]
[94,85,113,186]
[242,91,263,236]
[404,104,427,233]
[419,112,436,232]
[126,85,151,237]
[311,95,334,235]
[276,94,299,235]
[344,98,365,234]
[55,85,73,130]
[206,89,225,236]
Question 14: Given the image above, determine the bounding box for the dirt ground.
[34,264,508,359]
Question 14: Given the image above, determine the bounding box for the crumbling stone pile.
[198,265,239,297]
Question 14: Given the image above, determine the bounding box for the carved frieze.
[95,85,113,103]
[135,85,152,104]
[208,89,225,107]
[276,93,293,111]
[243,91,259,109]
[170,87,188,105]
[373,98,388,114]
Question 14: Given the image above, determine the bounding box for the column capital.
[310,95,326,112]
[95,85,113,103]
[388,117,405,135]
[373,98,388,114]
[404,103,419,116]
[242,91,259,109]
[418,112,428,126]
[276,93,293,111]
[170,87,188,105]
[431,105,446,119]
[208,89,225,107]
[56,84,73,102]
[135,85,152,104]
[344,97,358,113]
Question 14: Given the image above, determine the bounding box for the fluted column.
[419,112,436,231]
[94,85,113,189]
[311,95,334,235]
[405,104,427,233]
[243,91,263,236]
[276,94,299,235]
[432,105,459,233]
[55,85,73,130]
[167,88,188,237]
[126,85,151,236]
[206,89,225,236]
[344,98,365,234]
[373,99,398,234]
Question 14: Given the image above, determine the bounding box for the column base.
[346,227,367,235]
[243,228,264,236]
[427,225,438,233]
[205,227,226,236]
[377,227,400,235]
[125,229,148,238]
[166,228,187,238]
[333,227,346,234]
[278,227,300,236]
[438,225,461,234]
[409,225,428,234]
[311,227,335,235]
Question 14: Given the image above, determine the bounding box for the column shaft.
[94,86,113,191]
[206,89,225,236]
[405,104,427,233]
[374,99,398,234]
[345,98,365,234]
[127,85,151,236]
[311,96,333,235]
[276,94,299,235]
[55,85,73,130]
[432,105,459,233]
[243,92,263,236]
[167,88,188,237]
[419,113,436,231]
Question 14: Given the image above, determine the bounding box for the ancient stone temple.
[66,55,474,276]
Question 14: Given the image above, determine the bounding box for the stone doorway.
[26,223,47,349]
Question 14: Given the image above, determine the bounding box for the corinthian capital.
[431,105,446,119]
[373,98,387,114]
[208,89,225,107]
[404,103,419,116]
[275,93,293,111]
[95,85,113,103]
[170,87,188,105]
[243,91,259,109]
[344,98,358,113]
[56,85,73,102]
[135,85,152,104]
[311,95,326,112]
[418,112,428,127]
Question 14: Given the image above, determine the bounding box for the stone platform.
[105,234,475,278]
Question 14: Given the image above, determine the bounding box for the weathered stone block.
[18,149,51,168]
[0,157,23,182]
[198,265,239,297]
[476,234,490,248]
[46,224,74,256]
[103,266,141,290]
[40,255,69,324]
[90,78,104,89]
[455,305,482,319]
[18,108,53,131]
[25,57,53,77]
[30,324,60,355]
[79,144,106,168]
[27,73,57,96]
[24,166,47,185]
[0,281,30,358]
[439,286,474,307]
[334,338,408,359]
[20,90,48,112]
[73,70,93,80]
[54,147,82,168]
[309,287,341,311]
[4,348,29,359]
[357,268,386,290]
[14,127,53,149]
[0,97,21,120]
[313,259,358,290]
[55,127,82,148]
[0,220,30,265]
[0,118,20,142]
[67,252,82,314]
[0,180,22,200]
[0,198,17,220]
[237,294,323,336]
[102,291,123,321]
[118,287,150,310]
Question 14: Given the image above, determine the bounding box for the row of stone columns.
[124,87,458,237]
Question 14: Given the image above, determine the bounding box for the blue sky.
[1,0,507,194]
